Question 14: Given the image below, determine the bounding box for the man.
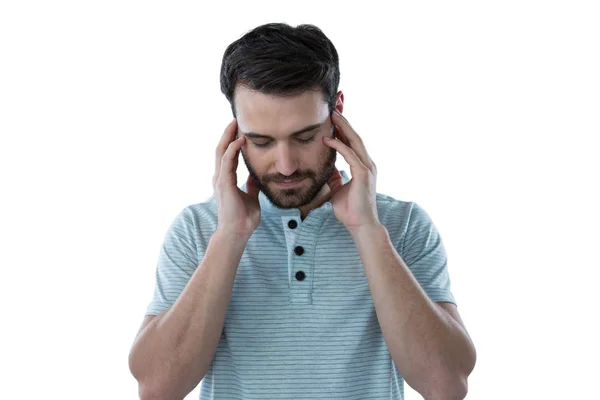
[129,23,476,400]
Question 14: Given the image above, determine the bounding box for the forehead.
[234,85,329,135]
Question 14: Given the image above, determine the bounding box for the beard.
[241,147,337,209]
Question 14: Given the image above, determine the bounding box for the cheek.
[316,142,333,158]
[244,147,270,169]
[303,147,327,169]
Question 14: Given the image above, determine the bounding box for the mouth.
[273,177,306,188]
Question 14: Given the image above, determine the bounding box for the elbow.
[128,350,183,400]
[138,384,160,400]
[137,382,184,400]
[426,373,469,400]
[429,340,476,399]
[134,376,163,400]
[423,339,477,399]
[445,376,469,400]
[133,369,204,400]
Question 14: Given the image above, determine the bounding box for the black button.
[295,271,306,281]
[294,246,304,256]
[288,220,298,229]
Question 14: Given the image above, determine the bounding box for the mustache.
[266,173,314,183]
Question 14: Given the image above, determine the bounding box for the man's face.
[234,85,337,209]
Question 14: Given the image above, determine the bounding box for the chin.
[265,183,315,209]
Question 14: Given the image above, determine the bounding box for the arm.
[350,224,476,400]
[128,229,250,400]
[321,111,475,399]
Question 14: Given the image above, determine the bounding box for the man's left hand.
[323,111,380,233]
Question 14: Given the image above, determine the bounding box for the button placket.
[288,218,322,304]
[294,245,305,281]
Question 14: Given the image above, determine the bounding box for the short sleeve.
[145,207,201,316]
[400,202,456,305]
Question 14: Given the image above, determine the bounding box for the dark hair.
[220,23,340,117]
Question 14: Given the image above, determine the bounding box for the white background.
[1,1,598,399]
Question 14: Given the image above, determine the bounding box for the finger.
[217,136,246,188]
[214,119,239,182]
[326,167,344,196]
[332,124,350,148]
[323,136,370,178]
[244,174,260,199]
[331,112,376,174]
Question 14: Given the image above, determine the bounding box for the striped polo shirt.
[146,170,456,399]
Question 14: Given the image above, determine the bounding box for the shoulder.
[168,196,219,244]
[375,192,415,234]
[184,195,218,222]
[374,193,438,243]
[375,192,413,219]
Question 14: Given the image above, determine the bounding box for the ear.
[335,91,344,114]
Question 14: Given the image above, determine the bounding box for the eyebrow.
[240,123,323,140]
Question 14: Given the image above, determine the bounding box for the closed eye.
[252,135,316,148]
[295,135,316,144]
[251,141,272,148]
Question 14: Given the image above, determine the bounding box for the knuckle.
[225,140,238,152]
[220,156,229,168]
[222,147,233,158]
[215,179,227,191]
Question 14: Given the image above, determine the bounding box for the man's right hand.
[212,119,261,238]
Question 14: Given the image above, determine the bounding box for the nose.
[275,142,298,177]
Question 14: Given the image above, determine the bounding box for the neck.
[299,184,332,220]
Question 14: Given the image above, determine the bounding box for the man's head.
[220,23,343,209]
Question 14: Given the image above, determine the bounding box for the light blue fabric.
[146,170,456,399]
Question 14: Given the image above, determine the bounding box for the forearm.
[350,224,475,399]
[129,229,250,399]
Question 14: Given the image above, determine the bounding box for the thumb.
[245,175,260,200]
[327,168,344,196]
